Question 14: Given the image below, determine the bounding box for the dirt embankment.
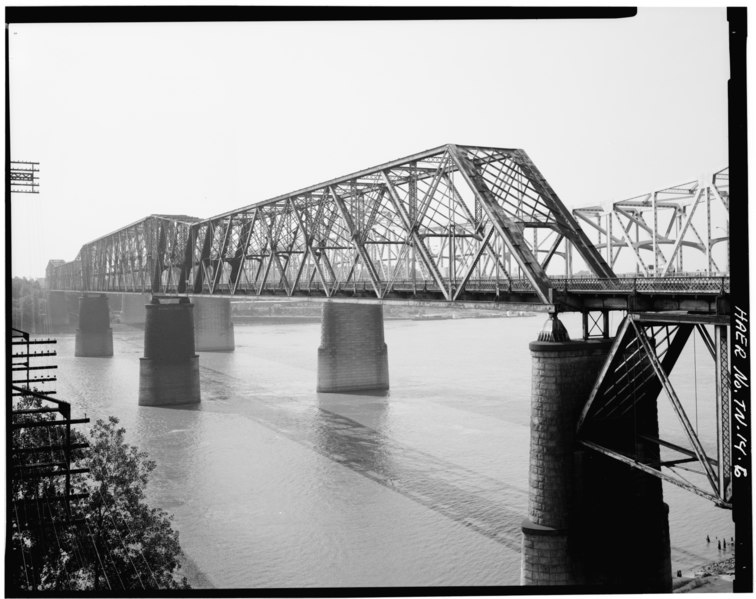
[673,557,735,593]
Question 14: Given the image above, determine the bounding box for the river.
[51,312,734,588]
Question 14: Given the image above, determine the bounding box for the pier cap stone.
[529,338,615,352]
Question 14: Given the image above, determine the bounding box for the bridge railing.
[46,268,729,297]
[551,275,730,295]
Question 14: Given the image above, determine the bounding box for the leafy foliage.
[85,417,189,591]
[8,402,190,592]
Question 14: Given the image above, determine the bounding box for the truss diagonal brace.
[453,225,496,301]
[380,170,450,301]
[660,188,702,277]
[329,186,383,298]
[512,149,617,280]
[231,212,258,294]
[289,201,332,297]
[540,233,564,270]
[447,145,551,303]
[631,320,720,495]
[577,317,630,431]
[211,217,234,293]
[580,440,727,507]
[613,212,651,276]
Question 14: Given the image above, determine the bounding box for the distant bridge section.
[46,144,729,314]
[573,168,729,277]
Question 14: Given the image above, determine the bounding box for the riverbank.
[674,556,735,593]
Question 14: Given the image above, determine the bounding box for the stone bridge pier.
[74,294,113,357]
[521,327,671,591]
[317,302,389,393]
[138,298,200,406]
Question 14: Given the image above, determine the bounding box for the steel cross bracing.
[46,145,730,313]
[577,313,732,509]
[573,168,729,278]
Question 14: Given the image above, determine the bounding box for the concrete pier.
[138,298,200,406]
[74,295,113,357]
[121,293,148,325]
[193,297,235,352]
[317,303,389,393]
[521,337,613,586]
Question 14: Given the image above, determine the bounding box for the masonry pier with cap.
[521,315,671,592]
[192,297,235,352]
[74,294,113,357]
[138,297,200,406]
[317,302,389,393]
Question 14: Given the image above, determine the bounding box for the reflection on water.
[314,400,526,553]
[52,317,734,588]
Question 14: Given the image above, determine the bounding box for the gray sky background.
[10,8,729,279]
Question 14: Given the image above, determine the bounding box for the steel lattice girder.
[47,144,618,303]
[52,215,200,293]
[573,168,729,276]
[577,313,732,508]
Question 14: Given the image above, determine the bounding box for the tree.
[84,417,190,591]
[8,400,190,592]
[8,393,88,593]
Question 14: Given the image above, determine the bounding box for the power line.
[41,495,73,590]
[13,503,32,590]
[82,518,112,591]
[20,498,38,590]
[89,455,160,589]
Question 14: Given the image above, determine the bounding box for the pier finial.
[537,314,570,342]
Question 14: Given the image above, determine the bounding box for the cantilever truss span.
[47,144,618,306]
[577,313,732,509]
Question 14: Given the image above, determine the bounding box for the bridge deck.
[59,275,729,315]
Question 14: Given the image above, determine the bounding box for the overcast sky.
[9,8,729,279]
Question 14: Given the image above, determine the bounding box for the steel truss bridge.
[46,144,732,508]
[47,144,729,315]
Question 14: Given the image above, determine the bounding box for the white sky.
[9,8,730,279]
